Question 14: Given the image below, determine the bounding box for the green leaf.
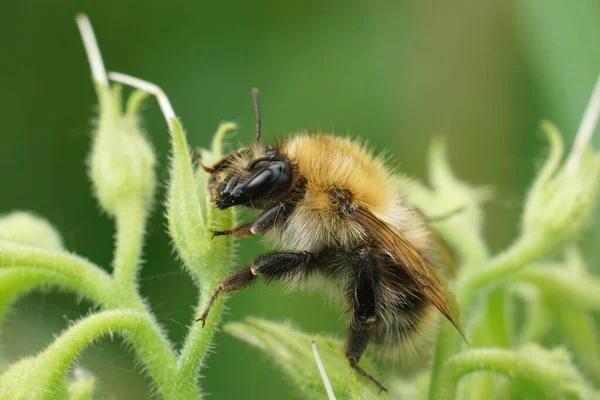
[225,318,378,399]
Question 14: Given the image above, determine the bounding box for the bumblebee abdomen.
[370,257,439,358]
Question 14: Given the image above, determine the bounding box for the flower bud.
[166,120,235,284]
[89,85,156,216]
[522,122,600,242]
[0,211,63,251]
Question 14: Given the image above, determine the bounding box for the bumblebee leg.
[344,250,387,394]
[198,251,315,326]
[212,223,253,238]
[251,251,314,281]
[212,203,287,238]
[197,267,255,326]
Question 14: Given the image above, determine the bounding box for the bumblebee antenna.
[252,88,261,142]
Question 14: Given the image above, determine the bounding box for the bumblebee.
[198,90,463,393]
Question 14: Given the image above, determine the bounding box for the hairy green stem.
[453,227,489,270]
[457,233,550,312]
[0,241,115,307]
[436,349,577,400]
[39,310,191,400]
[515,266,600,311]
[517,288,552,344]
[430,233,552,400]
[0,267,87,320]
[176,239,233,384]
[176,216,234,386]
[113,198,148,296]
[0,242,182,398]
[484,289,511,347]
[462,288,511,399]
[553,304,600,383]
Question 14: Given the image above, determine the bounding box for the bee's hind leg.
[344,249,387,394]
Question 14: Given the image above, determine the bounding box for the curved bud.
[522,122,600,242]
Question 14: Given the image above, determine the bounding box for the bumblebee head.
[207,146,292,209]
[204,88,293,209]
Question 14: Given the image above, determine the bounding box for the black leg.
[212,203,287,237]
[197,267,255,326]
[198,251,315,326]
[251,251,313,282]
[344,250,387,394]
[212,223,253,238]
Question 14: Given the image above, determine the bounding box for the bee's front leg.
[344,249,387,394]
[211,223,253,238]
[212,203,286,238]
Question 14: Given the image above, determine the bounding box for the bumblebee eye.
[246,161,289,197]
[215,158,291,209]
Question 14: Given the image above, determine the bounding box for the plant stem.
[0,267,91,320]
[457,233,549,312]
[516,266,600,311]
[436,348,576,400]
[113,198,149,296]
[553,303,600,384]
[39,310,194,400]
[430,233,552,400]
[0,241,115,307]
[176,236,233,385]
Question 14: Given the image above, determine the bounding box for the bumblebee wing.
[414,208,459,278]
[354,206,465,339]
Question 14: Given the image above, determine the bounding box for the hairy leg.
[198,251,314,325]
[196,267,255,326]
[212,203,287,238]
[344,249,387,393]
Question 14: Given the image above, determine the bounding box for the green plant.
[0,14,599,400]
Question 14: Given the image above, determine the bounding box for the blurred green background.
[0,1,598,399]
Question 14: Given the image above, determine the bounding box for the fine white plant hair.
[108,72,177,131]
[312,340,337,400]
[565,73,600,174]
[75,14,108,87]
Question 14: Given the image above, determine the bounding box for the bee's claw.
[195,316,207,328]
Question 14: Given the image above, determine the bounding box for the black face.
[215,155,292,209]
